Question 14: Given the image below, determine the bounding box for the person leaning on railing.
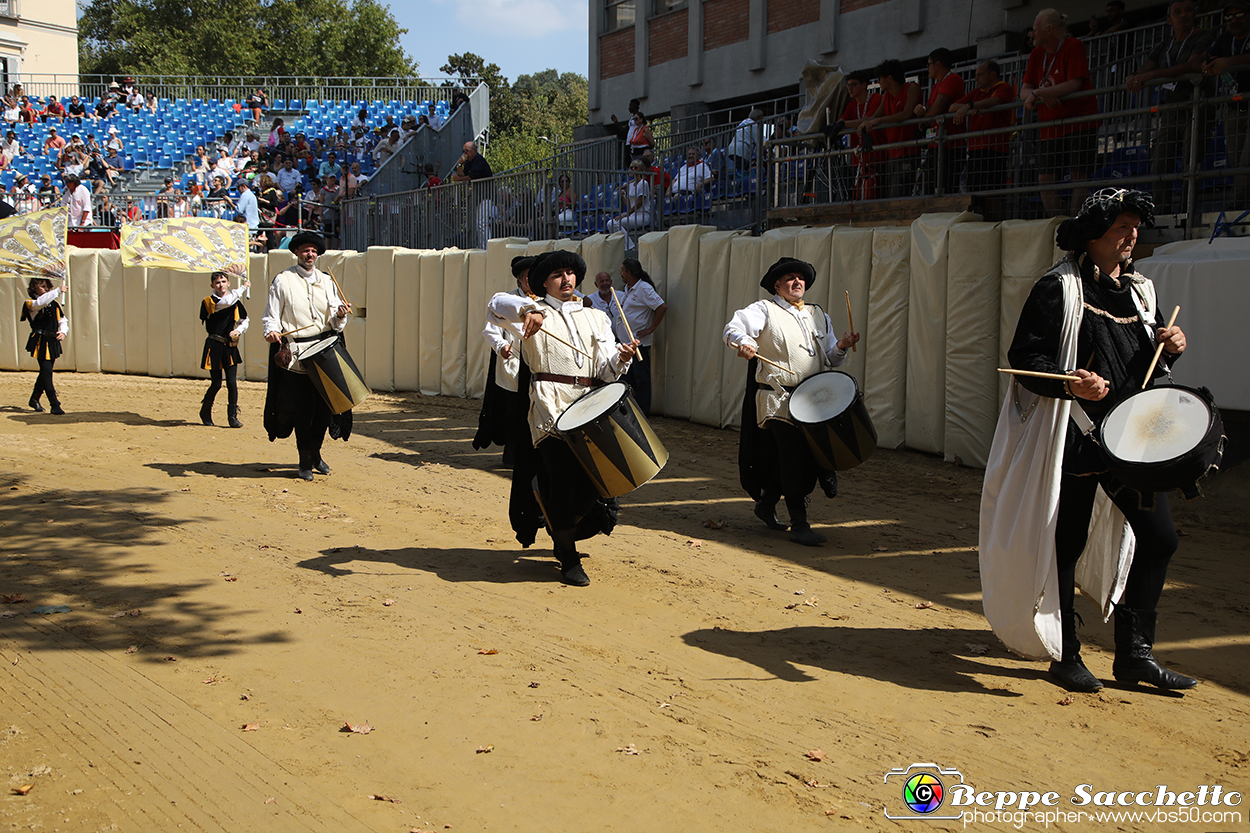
[1201,0,1250,207]
[860,59,922,199]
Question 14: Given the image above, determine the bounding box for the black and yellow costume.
[199,293,248,427]
[21,290,65,414]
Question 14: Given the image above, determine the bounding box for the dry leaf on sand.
[1,594,26,604]
[914,601,933,610]
[368,794,401,803]
[805,749,827,762]
[476,744,494,753]
[343,721,374,734]
[241,722,260,732]
[11,784,32,795]
[478,648,498,655]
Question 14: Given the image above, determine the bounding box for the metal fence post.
[1185,84,1203,239]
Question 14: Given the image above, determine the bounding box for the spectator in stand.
[0,144,8,172]
[320,174,341,243]
[3,129,19,158]
[105,125,124,154]
[85,133,101,154]
[11,172,35,200]
[213,148,236,181]
[427,102,444,131]
[156,177,177,218]
[246,88,268,125]
[607,161,652,238]
[1021,8,1101,216]
[338,163,359,199]
[242,130,261,154]
[88,149,119,187]
[373,128,401,166]
[451,141,492,182]
[268,117,287,149]
[609,98,642,165]
[43,96,67,123]
[275,157,301,194]
[416,162,438,188]
[18,97,36,125]
[94,181,116,227]
[861,59,922,198]
[400,114,419,142]
[640,149,671,195]
[839,69,884,201]
[125,88,142,112]
[186,181,203,215]
[417,113,431,132]
[95,95,116,121]
[145,93,158,114]
[2,96,19,126]
[319,151,341,181]
[550,173,575,223]
[351,107,369,131]
[62,172,92,225]
[1126,0,1214,216]
[206,175,235,218]
[726,108,763,175]
[1089,0,1130,36]
[123,196,142,222]
[451,89,470,113]
[913,48,966,196]
[352,160,370,189]
[67,95,87,123]
[381,114,398,136]
[670,146,714,196]
[626,112,653,161]
[44,126,66,157]
[1201,0,1250,207]
[951,60,1016,212]
[237,177,259,231]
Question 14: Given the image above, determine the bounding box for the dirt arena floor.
[1,370,1248,833]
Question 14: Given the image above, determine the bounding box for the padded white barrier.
[690,230,740,427]
[999,218,1062,401]
[146,268,174,378]
[418,250,445,396]
[392,249,422,393]
[582,232,627,282]
[122,263,149,376]
[828,227,874,385]
[68,249,100,373]
[0,273,22,371]
[721,233,764,428]
[441,250,469,398]
[242,253,270,382]
[97,249,126,373]
[552,238,582,254]
[464,249,489,399]
[526,239,556,256]
[636,231,670,414]
[758,226,807,269]
[944,223,1003,468]
[486,238,527,300]
[663,224,716,420]
[865,227,911,449]
[168,268,205,380]
[365,247,397,392]
[339,251,369,382]
[906,212,977,455]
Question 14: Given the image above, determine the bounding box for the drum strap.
[533,373,605,388]
[1070,403,1096,437]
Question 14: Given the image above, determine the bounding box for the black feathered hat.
[510,255,536,278]
[760,257,816,292]
[289,231,326,255]
[528,250,587,297]
[1056,188,1154,253]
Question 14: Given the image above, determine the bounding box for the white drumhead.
[1102,387,1211,464]
[296,336,337,361]
[554,381,628,431]
[789,372,858,424]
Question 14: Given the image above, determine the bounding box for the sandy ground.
[0,370,1248,833]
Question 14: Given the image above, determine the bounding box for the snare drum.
[787,371,877,471]
[1098,384,1224,498]
[554,381,669,498]
[299,336,371,414]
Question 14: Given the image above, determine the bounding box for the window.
[653,0,686,13]
[605,0,635,31]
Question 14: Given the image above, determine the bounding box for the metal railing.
[361,83,489,195]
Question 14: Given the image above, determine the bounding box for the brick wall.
[648,8,689,66]
[600,28,635,79]
[839,0,890,13]
[703,0,749,51]
[766,0,820,33]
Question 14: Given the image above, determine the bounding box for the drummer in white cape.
[487,250,639,586]
[724,257,859,546]
[474,255,536,464]
[262,231,352,482]
[981,188,1197,693]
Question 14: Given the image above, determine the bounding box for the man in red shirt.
[951,60,1017,204]
[1021,9,1101,215]
[861,60,921,198]
[840,70,883,201]
[913,48,966,196]
[641,149,671,194]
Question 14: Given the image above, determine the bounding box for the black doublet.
[200,295,247,370]
[21,299,63,361]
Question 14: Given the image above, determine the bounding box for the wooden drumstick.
[326,268,352,311]
[1142,305,1180,390]
[610,286,643,363]
[732,342,794,375]
[998,368,1083,382]
[845,290,856,353]
[537,326,596,361]
[276,322,319,338]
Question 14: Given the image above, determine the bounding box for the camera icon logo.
[884,762,964,820]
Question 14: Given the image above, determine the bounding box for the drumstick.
[537,326,596,361]
[1142,305,1180,390]
[844,290,856,353]
[276,322,319,338]
[998,368,1083,382]
[731,342,794,375]
[610,286,643,363]
[326,268,352,310]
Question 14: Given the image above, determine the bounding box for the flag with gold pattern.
[0,207,69,280]
[120,217,247,277]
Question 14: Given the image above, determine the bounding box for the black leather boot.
[227,405,243,428]
[1049,611,1102,692]
[1113,607,1197,690]
[552,528,589,586]
[28,393,44,412]
[786,496,826,546]
[199,391,216,425]
[753,491,787,530]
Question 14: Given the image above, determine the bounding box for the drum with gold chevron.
[297,335,371,415]
[788,370,877,471]
[554,381,668,498]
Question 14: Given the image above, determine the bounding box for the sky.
[386,0,590,84]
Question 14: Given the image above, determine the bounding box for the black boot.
[753,492,787,530]
[28,395,44,412]
[227,405,243,428]
[552,528,589,586]
[1049,611,1102,692]
[786,496,826,546]
[296,445,314,481]
[199,391,216,426]
[1113,607,1197,690]
[48,395,64,416]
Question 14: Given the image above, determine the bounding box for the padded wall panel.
[758,226,807,273]
[97,250,126,373]
[581,232,627,283]
[365,247,397,392]
[906,212,977,454]
[168,269,206,379]
[465,249,489,399]
[393,250,422,393]
[418,250,445,396]
[828,227,874,385]
[486,238,527,299]
[0,276,21,371]
[241,254,269,382]
[441,250,469,398]
[636,232,670,414]
[145,269,174,377]
[663,224,716,420]
[999,218,1063,401]
[721,234,764,428]
[552,238,581,253]
[338,252,368,380]
[690,231,739,427]
[944,223,1002,468]
[865,227,911,449]
[68,250,100,373]
[526,239,556,256]
[122,263,148,375]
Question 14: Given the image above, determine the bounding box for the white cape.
[978,256,1152,661]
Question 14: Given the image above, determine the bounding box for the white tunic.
[482,289,527,393]
[261,264,346,374]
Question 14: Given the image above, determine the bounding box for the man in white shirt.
[670,147,714,195]
[427,103,444,131]
[583,271,615,316]
[614,258,667,415]
[262,232,353,481]
[726,108,763,173]
[236,177,259,231]
[62,173,92,226]
[275,158,301,195]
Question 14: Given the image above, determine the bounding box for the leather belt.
[207,333,231,344]
[33,328,58,337]
[533,373,604,388]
